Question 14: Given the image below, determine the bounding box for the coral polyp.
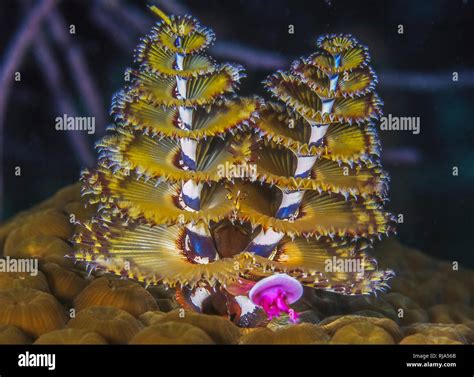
[249,274,303,323]
[73,7,394,327]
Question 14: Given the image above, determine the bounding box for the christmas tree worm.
[73,8,395,326]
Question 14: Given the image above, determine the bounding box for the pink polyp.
[249,274,304,322]
[256,287,293,320]
[275,295,290,312]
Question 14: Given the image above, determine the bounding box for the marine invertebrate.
[329,321,395,344]
[138,311,165,326]
[73,7,394,327]
[41,262,88,303]
[129,322,214,344]
[225,34,394,321]
[319,314,402,341]
[384,292,428,326]
[0,288,68,338]
[248,274,303,323]
[399,334,462,345]
[3,208,74,269]
[0,270,50,292]
[34,328,107,345]
[239,323,330,344]
[402,323,474,344]
[67,306,143,344]
[4,209,72,256]
[74,277,158,317]
[139,309,242,344]
[73,6,259,323]
[0,324,31,345]
[6,236,74,268]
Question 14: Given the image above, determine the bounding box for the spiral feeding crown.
[231,34,396,296]
[73,8,260,287]
[73,9,395,321]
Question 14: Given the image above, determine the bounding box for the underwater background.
[0,0,473,349]
[1,0,473,269]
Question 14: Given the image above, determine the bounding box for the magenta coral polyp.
[249,274,303,322]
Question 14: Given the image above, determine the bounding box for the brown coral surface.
[0,183,472,344]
